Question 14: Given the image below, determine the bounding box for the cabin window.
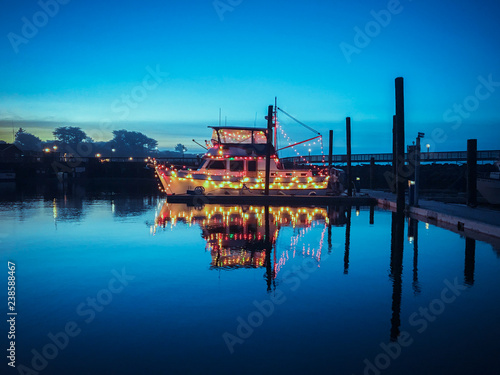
[247,160,257,172]
[206,160,226,170]
[230,160,244,171]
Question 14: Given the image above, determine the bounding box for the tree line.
[12,127,188,157]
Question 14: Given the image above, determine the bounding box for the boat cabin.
[193,126,313,178]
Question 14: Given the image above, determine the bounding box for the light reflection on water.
[2,192,500,375]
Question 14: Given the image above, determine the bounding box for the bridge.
[280,150,500,165]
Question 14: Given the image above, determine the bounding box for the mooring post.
[265,105,274,196]
[369,157,375,190]
[415,136,421,206]
[467,139,477,207]
[346,117,352,197]
[328,130,333,169]
[395,78,405,213]
[392,115,397,193]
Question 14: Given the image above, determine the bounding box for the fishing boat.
[477,161,500,205]
[153,106,345,196]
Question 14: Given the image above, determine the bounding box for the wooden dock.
[367,189,500,239]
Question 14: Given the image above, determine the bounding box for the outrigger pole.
[192,139,208,150]
[275,135,322,152]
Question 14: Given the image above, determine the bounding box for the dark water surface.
[2,184,500,375]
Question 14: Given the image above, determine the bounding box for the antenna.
[274,97,278,150]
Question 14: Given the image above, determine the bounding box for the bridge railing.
[281,150,500,164]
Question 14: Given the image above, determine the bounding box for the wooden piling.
[328,130,333,169]
[346,117,352,197]
[370,157,375,190]
[265,105,273,196]
[414,136,421,206]
[395,78,405,213]
[467,139,477,207]
[392,115,397,193]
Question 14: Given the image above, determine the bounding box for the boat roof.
[208,126,268,132]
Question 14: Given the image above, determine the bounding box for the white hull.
[478,178,500,205]
[156,168,332,196]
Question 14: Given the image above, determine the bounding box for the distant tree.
[110,130,158,156]
[0,140,6,144]
[14,128,42,151]
[53,127,88,148]
[175,143,187,156]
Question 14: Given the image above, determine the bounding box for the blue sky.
[1,0,499,155]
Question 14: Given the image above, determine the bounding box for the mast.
[274,97,278,151]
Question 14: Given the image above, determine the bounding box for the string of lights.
[278,125,327,171]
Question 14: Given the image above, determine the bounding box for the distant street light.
[53,145,57,151]
[44,148,50,153]
[308,148,311,157]
[426,144,430,153]
[96,153,101,158]
[111,148,116,153]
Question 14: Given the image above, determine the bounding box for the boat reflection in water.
[153,202,348,287]
[151,201,491,346]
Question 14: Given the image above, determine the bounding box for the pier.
[369,189,500,240]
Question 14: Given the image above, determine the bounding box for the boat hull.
[477,178,500,205]
[156,167,332,196]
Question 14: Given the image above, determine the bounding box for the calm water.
[2,185,500,375]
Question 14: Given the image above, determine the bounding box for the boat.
[153,107,345,196]
[477,161,500,205]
